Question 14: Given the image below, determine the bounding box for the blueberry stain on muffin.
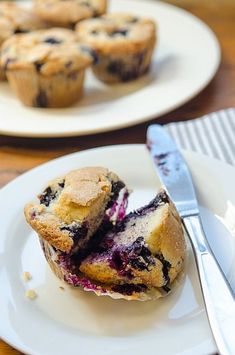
[111,283,147,296]
[109,29,129,37]
[34,62,44,73]
[35,89,48,108]
[43,37,63,45]
[39,186,57,206]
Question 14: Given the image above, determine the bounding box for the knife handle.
[183,215,235,355]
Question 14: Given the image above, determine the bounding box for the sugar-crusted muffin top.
[24,167,128,253]
[1,28,93,75]
[0,2,46,46]
[76,13,156,54]
[58,167,112,206]
[34,0,107,26]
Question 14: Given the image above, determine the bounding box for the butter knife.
[147,124,235,355]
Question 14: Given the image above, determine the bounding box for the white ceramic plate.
[1,144,235,355]
[0,0,220,137]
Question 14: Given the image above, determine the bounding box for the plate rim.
[0,0,221,138]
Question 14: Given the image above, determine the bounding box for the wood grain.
[0,2,235,354]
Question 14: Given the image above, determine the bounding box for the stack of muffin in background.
[0,0,156,108]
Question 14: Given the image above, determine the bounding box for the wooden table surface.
[1,2,235,354]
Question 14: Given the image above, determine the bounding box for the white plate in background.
[1,144,235,355]
[0,0,220,137]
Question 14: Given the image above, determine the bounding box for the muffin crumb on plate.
[25,289,37,300]
[22,271,32,282]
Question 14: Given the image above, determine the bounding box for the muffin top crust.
[1,28,93,75]
[24,167,128,253]
[34,0,107,26]
[0,2,46,46]
[76,13,156,54]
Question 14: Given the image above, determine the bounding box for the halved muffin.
[76,13,156,83]
[35,189,186,301]
[1,28,94,107]
[34,0,107,28]
[25,167,129,255]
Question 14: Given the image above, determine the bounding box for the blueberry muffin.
[25,167,129,254]
[0,1,47,80]
[1,28,94,107]
[76,13,156,83]
[26,179,186,300]
[34,0,107,28]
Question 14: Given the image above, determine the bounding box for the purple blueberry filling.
[55,251,153,296]
[106,181,125,209]
[162,285,171,293]
[34,62,43,72]
[155,254,171,284]
[107,61,120,75]
[43,37,62,45]
[128,237,155,270]
[106,196,127,222]
[54,252,105,291]
[39,180,65,206]
[111,283,147,296]
[105,49,149,82]
[106,181,129,220]
[34,89,48,108]
[108,237,155,278]
[126,190,169,221]
[109,29,128,37]
[58,180,65,188]
[80,45,99,64]
[56,252,149,296]
[61,223,88,248]
[83,237,155,281]
[30,210,37,220]
[39,186,57,206]
[60,255,171,295]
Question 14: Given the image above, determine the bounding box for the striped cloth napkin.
[165,108,235,166]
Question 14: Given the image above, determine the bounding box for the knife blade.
[147,124,235,355]
[147,124,198,218]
